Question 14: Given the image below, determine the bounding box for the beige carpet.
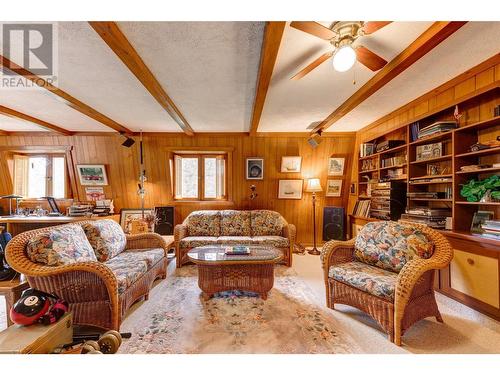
[2,254,500,353]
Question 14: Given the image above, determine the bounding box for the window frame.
[167,147,233,203]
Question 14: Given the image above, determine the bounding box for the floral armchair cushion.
[186,211,221,237]
[26,224,97,266]
[354,221,435,273]
[104,256,149,294]
[250,210,284,236]
[220,210,251,236]
[329,261,398,301]
[82,220,127,262]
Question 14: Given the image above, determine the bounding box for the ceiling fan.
[290,21,392,80]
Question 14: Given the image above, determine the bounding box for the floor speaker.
[154,206,174,235]
[322,207,345,241]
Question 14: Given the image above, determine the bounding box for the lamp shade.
[306,178,322,193]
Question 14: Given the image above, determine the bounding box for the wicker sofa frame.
[174,211,296,268]
[5,221,169,331]
[321,222,453,346]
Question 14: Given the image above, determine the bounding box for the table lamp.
[305,178,322,255]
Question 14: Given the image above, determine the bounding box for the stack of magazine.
[353,200,371,218]
[401,207,451,229]
[224,246,250,255]
[481,220,500,239]
[417,121,457,139]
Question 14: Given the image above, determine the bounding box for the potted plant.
[460,175,500,202]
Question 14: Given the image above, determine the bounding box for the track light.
[120,132,135,148]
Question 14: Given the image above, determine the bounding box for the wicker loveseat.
[174,210,295,268]
[6,219,169,330]
[321,220,453,345]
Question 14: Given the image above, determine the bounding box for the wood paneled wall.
[0,133,356,244]
[348,54,500,215]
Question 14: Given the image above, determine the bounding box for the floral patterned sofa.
[174,210,296,267]
[6,219,169,330]
[321,220,453,345]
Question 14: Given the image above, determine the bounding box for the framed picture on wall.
[76,164,108,186]
[328,158,345,176]
[326,180,342,197]
[278,179,303,199]
[280,156,302,173]
[246,158,264,180]
[120,209,154,234]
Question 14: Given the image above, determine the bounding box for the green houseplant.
[460,175,500,202]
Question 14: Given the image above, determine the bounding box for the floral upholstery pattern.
[104,255,149,294]
[354,221,435,273]
[329,261,398,301]
[82,220,127,262]
[251,236,289,248]
[250,210,284,236]
[180,236,218,249]
[121,248,165,269]
[26,225,97,266]
[220,210,251,236]
[216,236,254,245]
[186,211,221,237]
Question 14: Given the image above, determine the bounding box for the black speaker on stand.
[322,207,345,241]
[154,206,175,236]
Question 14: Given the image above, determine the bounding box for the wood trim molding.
[312,21,467,134]
[249,21,286,136]
[0,129,9,136]
[0,105,73,135]
[89,22,194,136]
[0,55,133,134]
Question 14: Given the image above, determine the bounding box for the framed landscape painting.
[77,164,108,186]
[280,156,302,173]
[326,180,342,197]
[278,179,303,199]
[327,158,345,176]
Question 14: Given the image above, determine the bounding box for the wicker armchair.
[5,221,169,330]
[321,221,453,346]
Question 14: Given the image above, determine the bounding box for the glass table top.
[187,245,282,263]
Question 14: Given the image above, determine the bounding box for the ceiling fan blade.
[363,21,392,35]
[356,46,387,71]
[290,21,335,40]
[291,51,333,80]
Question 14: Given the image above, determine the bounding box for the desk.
[0,215,119,237]
[0,277,29,326]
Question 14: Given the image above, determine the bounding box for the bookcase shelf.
[455,167,500,175]
[455,201,500,206]
[455,146,500,158]
[410,131,453,146]
[410,155,452,165]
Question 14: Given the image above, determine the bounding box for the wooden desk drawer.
[450,250,499,308]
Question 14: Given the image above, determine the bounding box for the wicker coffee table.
[187,245,282,300]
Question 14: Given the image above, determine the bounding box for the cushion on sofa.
[179,236,218,249]
[329,261,398,301]
[82,220,127,262]
[220,210,251,236]
[186,211,221,237]
[216,236,253,245]
[104,255,148,294]
[354,221,435,273]
[121,248,165,268]
[251,210,284,236]
[251,236,289,248]
[26,224,97,266]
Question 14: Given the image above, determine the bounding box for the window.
[173,153,226,200]
[13,154,66,198]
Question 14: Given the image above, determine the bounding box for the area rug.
[119,266,361,354]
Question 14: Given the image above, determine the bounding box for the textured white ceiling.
[328,22,500,132]
[0,114,48,131]
[118,21,265,132]
[258,21,434,132]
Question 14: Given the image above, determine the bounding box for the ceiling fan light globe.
[332,45,356,72]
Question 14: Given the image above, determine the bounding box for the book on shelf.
[410,122,420,142]
[353,200,371,218]
[417,121,457,139]
[359,143,375,157]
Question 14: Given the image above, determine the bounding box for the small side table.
[0,277,29,326]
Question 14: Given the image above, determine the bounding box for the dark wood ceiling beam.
[0,55,133,134]
[0,105,73,135]
[313,21,467,134]
[89,21,194,136]
[249,21,286,135]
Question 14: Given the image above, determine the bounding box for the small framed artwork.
[328,157,345,176]
[246,158,264,180]
[470,210,494,234]
[278,179,303,200]
[350,182,356,195]
[326,180,343,197]
[280,156,302,173]
[77,164,108,186]
[85,186,105,201]
[120,209,153,234]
